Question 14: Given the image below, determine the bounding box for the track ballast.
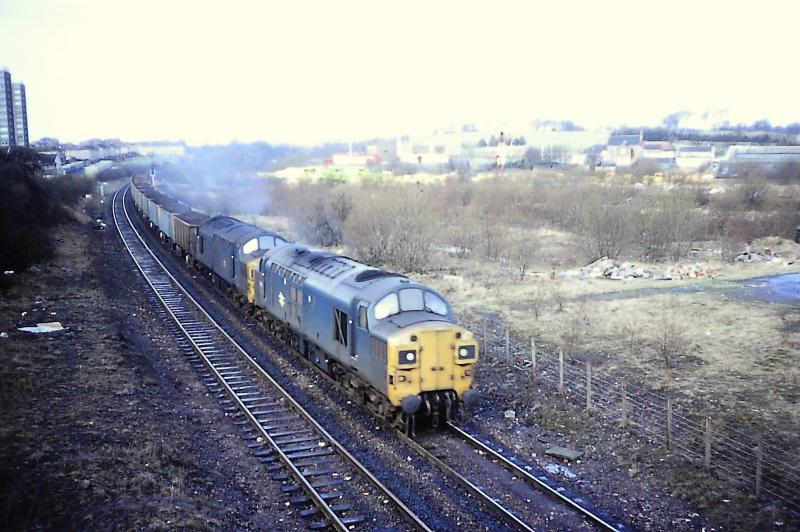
[113,185,429,531]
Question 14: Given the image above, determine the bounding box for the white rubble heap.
[734,246,793,264]
[566,257,706,280]
[567,245,794,281]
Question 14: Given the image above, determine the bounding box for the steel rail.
[447,422,621,531]
[396,431,535,532]
[113,185,430,532]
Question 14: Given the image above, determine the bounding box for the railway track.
[115,181,628,531]
[402,423,623,531]
[112,186,429,531]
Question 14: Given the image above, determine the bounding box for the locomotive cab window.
[424,291,448,316]
[358,306,368,330]
[399,288,424,311]
[199,236,204,254]
[374,293,399,320]
[242,238,258,255]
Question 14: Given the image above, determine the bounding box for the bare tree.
[578,188,629,261]
[506,231,539,280]
[344,186,437,272]
[633,191,700,261]
[655,314,691,372]
[325,187,354,244]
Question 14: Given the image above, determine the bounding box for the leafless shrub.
[632,191,701,261]
[741,180,769,210]
[561,298,590,355]
[506,230,539,280]
[284,183,354,246]
[550,274,566,313]
[631,159,664,179]
[577,188,629,261]
[448,212,478,259]
[619,322,643,360]
[770,160,800,183]
[326,187,354,243]
[0,148,93,271]
[343,186,437,272]
[719,233,742,264]
[530,282,544,320]
[693,186,711,207]
[655,318,692,371]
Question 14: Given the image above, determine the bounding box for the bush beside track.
[0,148,94,277]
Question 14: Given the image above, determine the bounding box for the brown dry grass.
[422,248,800,436]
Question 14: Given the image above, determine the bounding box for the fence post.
[586,361,592,412]
[755,437,763,498]
[558,349,565,397]
[704,417,712,469]
[666,397,673,451]
[620,380,628,427]
[504,326,510,363]
[482,318,488,355]
[530,338,537,378]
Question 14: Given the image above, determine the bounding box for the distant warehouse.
[675,145,714,170]
[724,145,800,161]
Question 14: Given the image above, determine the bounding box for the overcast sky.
[2,0,799,145]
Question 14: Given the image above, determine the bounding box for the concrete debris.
[734,244,789,264]
[569,257,721,281]
[572,257,654,280]
[503,409,516,420]
[545,446,582,461]
[18,321,66,334]
[661,263,719,280]
[545,463,577,479]
[735,251,781,263]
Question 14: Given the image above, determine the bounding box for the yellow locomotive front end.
[386,322,479,425]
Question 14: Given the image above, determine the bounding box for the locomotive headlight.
[458,345,476,360]
[399,349,417,365]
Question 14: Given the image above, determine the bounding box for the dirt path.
[0,189,303,530]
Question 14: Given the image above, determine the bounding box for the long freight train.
[129,175,479,430]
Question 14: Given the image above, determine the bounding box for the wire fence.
[461,312,800,513]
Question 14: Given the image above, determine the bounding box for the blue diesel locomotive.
[130,175,479,429]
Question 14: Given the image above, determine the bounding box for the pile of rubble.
[661,263,719,280]
[734,246,787,263]
[572,257,719,281]
[578,258,652,280]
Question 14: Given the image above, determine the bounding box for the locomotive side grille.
[371,337,387,363]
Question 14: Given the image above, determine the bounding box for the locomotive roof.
[269,244,372,283]
[267,244,454,324]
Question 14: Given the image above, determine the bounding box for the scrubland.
[156,165,800,518]
[258,169,800,437]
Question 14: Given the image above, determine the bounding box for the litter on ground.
[17,322,66,333]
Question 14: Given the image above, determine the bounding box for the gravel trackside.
[0,189,305,530]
